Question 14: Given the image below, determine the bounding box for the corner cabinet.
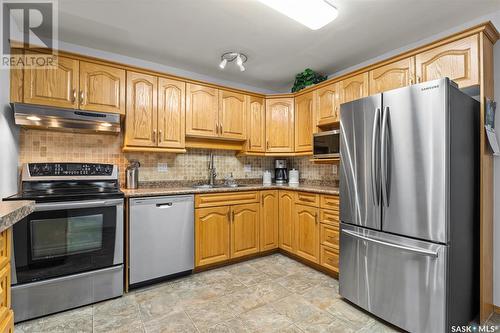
[265,98,294,153]
[246,96,266,152]
[294,92,313,153]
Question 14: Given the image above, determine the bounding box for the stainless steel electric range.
[4,163,124,323]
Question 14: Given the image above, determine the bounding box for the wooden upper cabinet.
[314,82,341,125]
[158,78,185,149]
[195,206,230,267]
[260,190,279,251]
[294,92,313,153]
[186,84,219,138]
[219,90,246,140]
[125,71,158,147]
[340,72,369,104]
[246,96,266,152]
[415,35,479,88]
[279,191,295,253]
[79,61,126,114]
[265,98,294,153]
[295,204,319,263]
[369,57,416,94]
[231,203,260,258]
[24,55,79,108]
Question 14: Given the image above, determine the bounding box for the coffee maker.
[274,159,288,184]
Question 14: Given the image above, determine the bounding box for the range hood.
[12,103,121,134]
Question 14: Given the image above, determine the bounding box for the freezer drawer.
[339,223,447,333]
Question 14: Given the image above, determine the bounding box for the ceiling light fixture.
[258,0,338,30]
[219,52,247,72]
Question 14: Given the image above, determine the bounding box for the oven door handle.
[35,199,123,211]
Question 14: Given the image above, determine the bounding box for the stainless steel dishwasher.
[129,195,194,288]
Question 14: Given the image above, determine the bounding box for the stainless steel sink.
[192,184,248,189]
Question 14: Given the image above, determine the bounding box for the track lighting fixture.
[219,52,247,72]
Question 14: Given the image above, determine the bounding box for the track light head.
[219,58,227,69]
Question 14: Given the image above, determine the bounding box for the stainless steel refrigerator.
[339,78,479,333]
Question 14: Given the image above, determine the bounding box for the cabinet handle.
[416,76,421,83]
[71,89,77,103]
[220,123,223,135]
[315,213,318,224]
[409,77,414,85]
[248,139,251,148]
[216,123,219,135]
[227,211,231,222]
[153,129,156,143]
[158,130,162,143]
[231,210,235,222]
[266,141,270,150]
[79,90,84,104]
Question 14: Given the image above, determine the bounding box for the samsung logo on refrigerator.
[421,85,439,91]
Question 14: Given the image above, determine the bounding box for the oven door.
[12,198,123,285]
[313,130,340,158]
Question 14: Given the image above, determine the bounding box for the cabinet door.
[340,72,369,104]
[415,35,479,88]
[125,71,158,147]
[294,92,313,153]
[79,61,126,114]
[231,203,260,258]
[195,206,230,267]
[265,98,294,153]
[260,190,279,251]
[314,82,341,125]
[24,55,79,108]
[219,90,246,140]
[246,96,266,152]
[279,191,295,253]
[369,57,415,94]
[158,78,185,149]
[186,84,219,138]
[295,204,319,263]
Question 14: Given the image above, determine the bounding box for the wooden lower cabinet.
[195,206,230,267]
[320,245,339,273]
[0,230,12,332]
[260,190,279,251]
[294,204,320,263]
[278,191,295,253]
[231,203,260,258]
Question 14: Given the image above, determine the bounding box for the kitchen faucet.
[208,152,217,186]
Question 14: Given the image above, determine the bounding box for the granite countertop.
[0,200,35,232]
[122,182,339,198]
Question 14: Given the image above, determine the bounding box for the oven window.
[30,215,104,260]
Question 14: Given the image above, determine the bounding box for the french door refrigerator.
[339,78,479,333]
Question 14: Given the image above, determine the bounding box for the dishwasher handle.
[156,202,173,208]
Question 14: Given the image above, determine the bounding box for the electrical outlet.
[244,164,252,173]
[332,164,338,175]
[157,163,168,172]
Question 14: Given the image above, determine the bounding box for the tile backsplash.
[19,129,339,186]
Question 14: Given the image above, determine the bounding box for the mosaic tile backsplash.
[19,129,339,186]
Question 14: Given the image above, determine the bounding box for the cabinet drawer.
[195,191,259,208]
[320,195,339,211]
[320,224,339,250]
[295,192,319,207]
[0,310,12,333]
[320,209,339,227]
[320,245,339,273]
[0,231,10,270]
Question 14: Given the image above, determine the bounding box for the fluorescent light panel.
[258,0,338,30]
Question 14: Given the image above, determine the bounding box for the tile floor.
[14,254,500,333]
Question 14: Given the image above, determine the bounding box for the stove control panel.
[28,163,115,177]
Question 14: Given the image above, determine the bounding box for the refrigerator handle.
[342,229,439,258]
[380,106,389,207]
[371,107,381,206]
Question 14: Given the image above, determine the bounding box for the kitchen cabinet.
[369,57,416,94]
[415,35,479,88]
[124,71,158,147]
[340,72,369,104]
[157,78,185,149]
[294,92,314,153]
[219,90,246,140]
[195,206,231,267]
[79,61,126,114]
[24,55,79,109]
[246,96,266,152]
[260,190,279,251]
[320,245,339,273]
[231,203,260,258]
[266,98,295,153]
[314,82,341,126]
[278,191,295,253]
[186,83,219,138]
[0,230,12,333]
[294,204,319,263]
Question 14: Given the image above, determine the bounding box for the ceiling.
[56,0,500,92]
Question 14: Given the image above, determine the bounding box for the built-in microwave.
[313,130,340,158]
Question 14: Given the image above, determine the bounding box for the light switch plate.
[244,164,252,173]
[332,164,338,175]
[157,163,168,172]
